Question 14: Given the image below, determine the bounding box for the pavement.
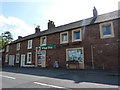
[0,67,120,90]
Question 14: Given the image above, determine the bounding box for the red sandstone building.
[3,9,120,70]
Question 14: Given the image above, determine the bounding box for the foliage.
[0,31,13,49]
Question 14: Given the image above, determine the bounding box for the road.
[0,67,119,90]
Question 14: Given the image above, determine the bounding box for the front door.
[21,54,25,67]
[36,51,46,67]
[9,55,14,66]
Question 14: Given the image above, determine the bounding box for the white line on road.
[34,82,65,88]
[0,75,16,80]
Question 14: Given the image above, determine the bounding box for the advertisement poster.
[67,49,83,63]
[37,51,46,67]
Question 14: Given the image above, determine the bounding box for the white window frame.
[27,52,32,64]
[5,54,8,63]
[99,21,114,39]
[6,45,9,52]
[16,43,20,51]
[27,40,32,49]
[72,29,82,42]
[60,31,68,44]
[40,36,47,46]
[16,54,20,63]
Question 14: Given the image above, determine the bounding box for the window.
[100,21,114,39]
[66,47,84,63]
[27,52,32,64]
[5,54,8,62]
[72,29,82,42]
[16,43,20,51]
[6,45,9,52]
[28,40,32,49]
[60,32,68,44]
[40,36,46,46]
[16,54,20,63]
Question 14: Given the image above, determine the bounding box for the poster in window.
[68,49,83,63]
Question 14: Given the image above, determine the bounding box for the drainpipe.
[91,45,95,69]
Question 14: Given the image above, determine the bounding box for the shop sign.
[41,45,56,50]
[36,44,62,51]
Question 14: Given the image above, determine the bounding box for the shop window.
[27,52,32,64]
[6,45,9,52]
[16,43,20,51]
[100,21,114,39]
[16,54,20,63]
[28,40,32,49]
[72,29,82,42]
[40,36,47,46]
[5,54,8,62]
[66,48,84,63]
[60,31,68,44]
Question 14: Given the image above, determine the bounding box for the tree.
[0,31,13,49]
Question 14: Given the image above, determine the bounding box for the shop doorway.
[36,51,46,67]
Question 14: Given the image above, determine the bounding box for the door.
[21,54,25,67]
[9,55,14,66]
[36,51,46,67]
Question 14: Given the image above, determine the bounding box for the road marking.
[34,82,65,88]
[0,75,16,80]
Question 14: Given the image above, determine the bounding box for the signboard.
[36,44,62,51]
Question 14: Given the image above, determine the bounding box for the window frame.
[72,29,82,42]
[27,40,32,49]
[99,21,114,39]
[5,54,8,63]
[66,47,84,62]
[16,53,20,63]
[27,52,32,64]
[60,31,68,44]
[40,36,47,46]
[16,43,20,51]
[6,45,9,52]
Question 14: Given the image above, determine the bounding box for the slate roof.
[10,10,120,44]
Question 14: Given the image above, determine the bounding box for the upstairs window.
[28,40,32,49]
[27,52,32,64]
[5,54,8,62]
[60,32,68,44]
[100,22,114,39]
[72,29,82,42]
[16,54,20,63]
[40,36,46,46]
[16,43,20,51]
[6,45,9,52]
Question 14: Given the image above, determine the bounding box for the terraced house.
[4,9,120,70]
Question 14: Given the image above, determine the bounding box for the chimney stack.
[93,6,98,18]
[35,25,40,33]
[48,20,55,29]
[18,36,22,39]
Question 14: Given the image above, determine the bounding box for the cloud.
[0,15,34,40]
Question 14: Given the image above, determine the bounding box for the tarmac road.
[1,67,119,90]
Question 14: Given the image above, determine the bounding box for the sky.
[0,0,119,40]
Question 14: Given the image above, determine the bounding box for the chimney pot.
[48,20,55,29]
[35,25,40,33]
[18,36,22,39]
[93,6,98,18]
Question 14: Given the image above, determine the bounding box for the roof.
[10,10,120,44]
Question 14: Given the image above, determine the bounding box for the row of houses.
[2,8,120,70]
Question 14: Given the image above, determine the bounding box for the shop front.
[66,47,84,69]
[36,47,46,67]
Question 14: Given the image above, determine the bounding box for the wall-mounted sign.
[36,44,62,51]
